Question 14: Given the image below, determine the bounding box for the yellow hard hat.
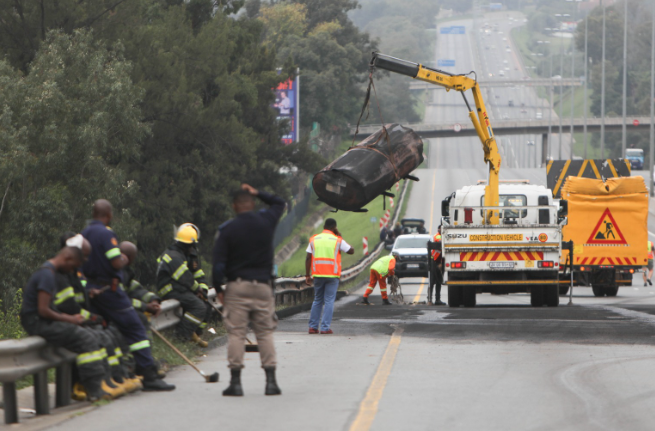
[175,224,199,244]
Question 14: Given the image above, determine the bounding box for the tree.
[0,29,146,309]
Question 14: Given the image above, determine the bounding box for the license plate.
[407,264,419,269]
[489,262,515,269]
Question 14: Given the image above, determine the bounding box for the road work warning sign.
[586,208,627,246]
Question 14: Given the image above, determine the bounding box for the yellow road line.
[412,278,426,303]
[348,327,404,431]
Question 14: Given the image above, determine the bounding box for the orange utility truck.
[558,175,648,296]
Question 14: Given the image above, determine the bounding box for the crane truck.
[371,53,567,307]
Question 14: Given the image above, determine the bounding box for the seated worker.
[156,224,210,347]
[176,224,214,328]
[20,243,111,401]
[361,252,397,305]
[54,234,141,399]
[120,241,168,377]
[82,199,174,392]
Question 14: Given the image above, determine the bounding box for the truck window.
[480,194,527,218]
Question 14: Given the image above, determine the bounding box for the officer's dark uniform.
[156,243,210,339]
[428,233,444,304]
[82,220,155,374]
[20,262,106,395]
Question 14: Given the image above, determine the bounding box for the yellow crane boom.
[371,53,501,225]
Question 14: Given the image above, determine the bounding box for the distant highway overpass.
[350,116,652,164]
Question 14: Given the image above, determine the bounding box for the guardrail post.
[3,382,18,424]
[55,363,72,407]
[33,369,49,415]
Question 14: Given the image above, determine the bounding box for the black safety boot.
[264,367,281,396]
[361,297,370,305]
[84,378,111,402]
[434,298,446,306]
[223,369,244,396]
[382,298,392,305]
[142,366,176,392]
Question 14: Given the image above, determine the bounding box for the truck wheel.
[605,286,619,297]
[530,286,545,307]
[448,285,462,307]
[462,286,476,307]
[592,286,605,297]
[545,285,559,307]
[559,286,570,296]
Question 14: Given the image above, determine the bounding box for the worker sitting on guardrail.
[54,234,141,399]
[156,225,211,348]
[120,241,168,377]
[361,253,397,305]
[20,239,112,401]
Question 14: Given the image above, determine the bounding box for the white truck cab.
[440,182,566,308]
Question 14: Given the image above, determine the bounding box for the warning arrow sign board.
[586,208,627,245]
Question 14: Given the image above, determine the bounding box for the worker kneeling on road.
[361,253,397,305]
[156,224,210,348]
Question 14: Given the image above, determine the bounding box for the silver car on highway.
[391,234,431,278]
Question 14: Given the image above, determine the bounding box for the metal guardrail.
[0,179,411,424]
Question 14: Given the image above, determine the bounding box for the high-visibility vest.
[648,241,654,260]
[430,233,442,260]
[310,230,343,278]
[371,255,396,277]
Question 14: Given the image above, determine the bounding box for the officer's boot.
[191,332,208,348]
[84,378,111,402]
[264,367,282,396]
[142,366,176,391]
[222,369,244,396]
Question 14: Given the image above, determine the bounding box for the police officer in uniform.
[82,199,174,391]
[156,225,210,347]
[428,227,446,305]
[213,184,285,397]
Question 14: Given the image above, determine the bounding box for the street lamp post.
[600,0,606,158]
[559,43,564,159]
[566,0,580,160]
[584,8,589,159]
[538,40,553,160]
[650,0,654,197]
[622,0,628,157]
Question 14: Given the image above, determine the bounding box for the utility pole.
[600,0,606,158]
[583,9,589,159]
[559,43,564,159]
[621,0,628,157]
[548,53,554,160]
[569,2,577,160]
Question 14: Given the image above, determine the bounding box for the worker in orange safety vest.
[428,227,445,305]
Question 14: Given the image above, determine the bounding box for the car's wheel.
[462,286,476,307]
[559,285,570,296]
[592,286,605,297]
[605,286,619,297]
[448,285,462,307]
[545,285,559,307]
[530,286,545,307]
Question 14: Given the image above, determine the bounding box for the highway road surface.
[49,13,655,431]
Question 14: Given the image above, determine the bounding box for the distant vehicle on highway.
[499,70,505,76]
[527,140,535,146]
[391,234,430,279]
[625,148,644,170]
[506,48,511,53]
[508,100,514,107]
[536,112,543,119]
[400,218,427,235]
[521,108,527,113]
[503,113,509,119]
[503,60,508,64]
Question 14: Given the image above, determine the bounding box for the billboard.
[273,76,300,145]
[440,26,466,34]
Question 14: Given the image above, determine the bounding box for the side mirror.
[558,199,568,217]
[441,198,450,217]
